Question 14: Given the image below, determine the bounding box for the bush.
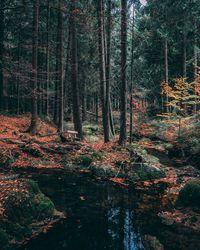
[177,180,200,208]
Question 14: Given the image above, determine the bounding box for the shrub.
[177,180,200,208]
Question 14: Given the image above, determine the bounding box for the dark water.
[21,171,200,250]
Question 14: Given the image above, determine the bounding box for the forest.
[0,0,200,249]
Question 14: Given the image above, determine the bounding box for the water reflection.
[22,174,145,250]
[107,208,144,250]
[20,173,200,250]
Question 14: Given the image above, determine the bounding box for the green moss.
[34,193,54,219]
[90,165,117,178]
[21,146,43,157]
[91,151,103,161]
[0,180,56,249]
[5,180,54,224]
[131,144,160,164]
[177,180,200,208]
[75,155,93,167]
[0,229,9,250]
[2,221,32,241]
[129,164,166,182]
[26,179,40,194]
[82,124,100,136]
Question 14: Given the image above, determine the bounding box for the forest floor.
[0,114,200,247]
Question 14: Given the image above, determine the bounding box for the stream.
[20,170,200,250]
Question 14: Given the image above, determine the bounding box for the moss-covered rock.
[128,163,166,182]
[82,123,100,136]
[0,179,55,249]
[177,180,200,208]
[128,144,166,182]
[21,144,43,157]
[130,144,160,165]
[75,155,93,167]
[5,181,54,224]
[90,164,119,178]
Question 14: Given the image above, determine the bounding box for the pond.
[20,171,200,250]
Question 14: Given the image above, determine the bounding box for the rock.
[176,179,200,208]
[0,150,20,167]
[0,179,58,249]
[21,144,43,157]
[128,144,166,182]
[90,164,120,178]
[143,235,164,250]
[74,155,93,167]
[128,163,166,182]
[177,166,200,178]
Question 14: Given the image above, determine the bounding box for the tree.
[105,0,112,141]
[0,0,5,111]
[58,0,64,132]
[71,0,83,138]
[29,0,39,135]
[97,0,109,143]
[129,2,135,144]
[45,0,50,117]
[119,0,127,145]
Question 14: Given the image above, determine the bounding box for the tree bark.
[129,3,134,144]
[105,0,112,140]
[183,33,187,78]
[164,38,169,113]
[0,0,5,111]
[29,0,39,135]
[194,24,198,114]
[45,0,50,117]
[71,0,83,138]
[58,0,64,132]
[97,0,109,143]
[53,7,61,125]
[119,0,127,145]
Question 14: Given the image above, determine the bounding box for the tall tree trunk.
[64,23,71,116]
[0,0,5,111]
[164,38,169,113]
[129,3,134,144]
[45,0,50,117]
[194,25,198,114]
[82,75,87,122]
[53,8,60,125]
[119,0,127,145]
[183,33,187,78]
[29,0,39,135]
[71,0,83,138]
[96,93,99,123]
[105,0,112,140]
[97,0,109,143]
[58,0,64,131]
